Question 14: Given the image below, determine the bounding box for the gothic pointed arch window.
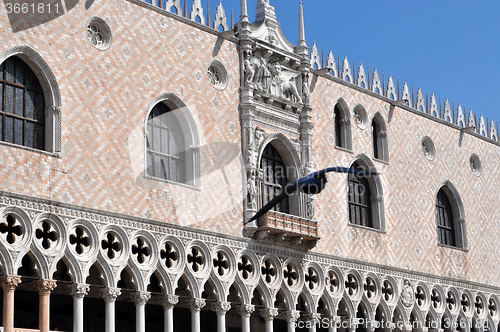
[333,101,352,151]
[372,113,388,162]
[347,161,372,227]
[0,56,45,150]
[435,183,467,248]
[260,143,289,213]
[146,97,199,186]
[347,157,385,230]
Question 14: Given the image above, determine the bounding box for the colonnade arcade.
[0,200,499,332]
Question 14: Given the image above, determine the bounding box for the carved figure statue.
[267,61,302,103]
[302,73,310,105]
[244,51,255,85]
[254,61,272,92]
[401,280,414,307]
[247,178,257,203]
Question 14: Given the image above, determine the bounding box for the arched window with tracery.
[260,143,289,214]
[146,102,186,184]
[347,161,372,227]
[436,188,456,247]
[0,56,45,150]
[372,114,388,162]
[333,101,352,150]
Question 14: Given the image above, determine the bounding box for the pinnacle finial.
[297,0,306,47]
[240,0,248,22]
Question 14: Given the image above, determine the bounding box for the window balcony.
[255,210,320,250]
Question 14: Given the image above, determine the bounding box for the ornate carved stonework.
[35,279,57,295]
[131,291,151,305]
[186,298,206,311]
[101,287,121,303]
[239,304,255,317]
[160,294,179,308]
[211,301,231,315]
[401,279,414,307]
[0,275,21,291]
[68,283,90,298]
[260,308,279,320]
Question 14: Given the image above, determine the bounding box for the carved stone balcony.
[255,211,320,250]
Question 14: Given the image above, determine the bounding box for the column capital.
[0,275,22,291]
[186,298,206,311]
[68,283,90,298]
[284,310,301,323]
[160,294,179,308]
[101,287,121,303]
[305,312,321,325]
[131,291,151,305]
[260,308,279,321]
[211,301,231,315]
[239,304,255,317]
[34,279,57,295]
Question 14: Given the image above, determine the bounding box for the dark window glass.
[0,56,45,150]
[348,162,372,227]
[260,144,289,214]
[146,102,185,183]
[436,189,456,246]
[372,118,380,159]
[334,104,343,147]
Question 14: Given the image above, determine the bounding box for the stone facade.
[0,1,499,332]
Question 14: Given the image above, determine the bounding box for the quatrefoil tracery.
[160,242,178,268]
[101,232,121,259]
[326,271,339,293]
[461,294,470,312]
[447,291,457,311]
[415,286,426,307]
[0,215,23,244]
[69,226,90,255]
[213,251,229,276]
[431,289,441,309]
[187,247,204,272]
[345,274,358,297]
[132,237,150,264]
[364,277,376,299]
[382,280,394,302]
[261,259,276,284]
[284,264,298,287]
[238,256,253,280]
[36,220,58,250]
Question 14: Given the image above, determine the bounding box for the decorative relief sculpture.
[243,53,302,103]
[401,279,414,307]
[302,73,310,105]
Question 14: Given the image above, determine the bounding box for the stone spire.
[240,0,248,23]
[296,1,308,56]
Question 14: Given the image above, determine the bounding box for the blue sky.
[222,0,500,128]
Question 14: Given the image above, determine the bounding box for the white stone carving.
[386,75,396,100]
[371,68,382,94]
[310,42,320,69]
[443,98,452,122]
[456,104,465,127]
[164,0,182,14]
[326,49,337,77]
[213,1,229,31]
[479,115,487,136]
[357,62,367,89]
[401,81,411,107]
[190,0,205,25]
[468,109,476,128]
[416,86,425,112]
[342,55,352,82]
[401,279,414,307]
[429,94,438,117]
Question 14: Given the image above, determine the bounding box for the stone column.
[260,308,279,332]
[284,310,300,332]
[0,275,22,332]
[186,298,206,332]
[305,313,321,332]
[327,315,341,332]
[101,287,121,332]
[211,301,231,332]
[239,304,255,332]
[160,295,179,332]
[131,291,151,332]
[68,283,90,332]
[35,279,57,332]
